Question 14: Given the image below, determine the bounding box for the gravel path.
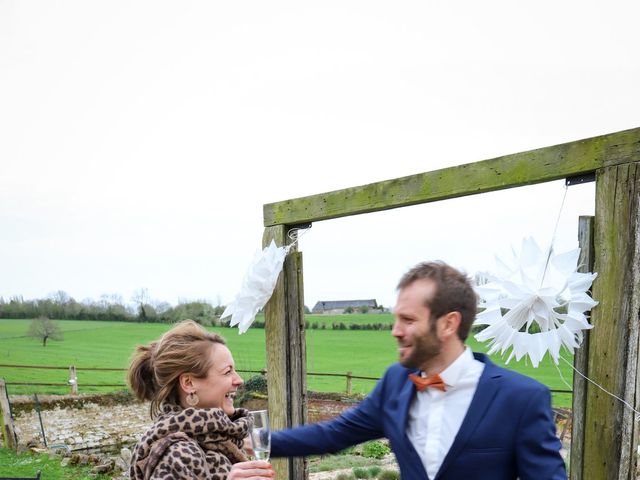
[310,455,399,479]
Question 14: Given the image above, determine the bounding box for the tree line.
[0,290,227,325]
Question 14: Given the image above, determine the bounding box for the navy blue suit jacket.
[271,353,566,479]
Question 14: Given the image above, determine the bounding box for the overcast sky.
[1,1,638,310]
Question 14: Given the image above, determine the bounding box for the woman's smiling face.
[191,344,244,415]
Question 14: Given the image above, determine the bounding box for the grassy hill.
[0,318,573,406]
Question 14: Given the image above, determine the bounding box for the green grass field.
[306,313,394,326]
[0,448,109,479]
[0,317,574,406]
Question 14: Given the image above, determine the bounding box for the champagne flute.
[249,409,271,461]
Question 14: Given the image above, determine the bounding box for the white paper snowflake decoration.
[474,237,598,367]
[221,240,292,334]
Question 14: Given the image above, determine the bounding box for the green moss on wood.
[582,163,640,479]
[264,127,640,226]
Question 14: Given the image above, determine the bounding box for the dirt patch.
[310,454,399,480]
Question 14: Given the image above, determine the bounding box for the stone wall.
[11,397,151,451]
[5,391,361,451]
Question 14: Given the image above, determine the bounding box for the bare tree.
[132,288,155,321]
[153,301,172,315]
[27,316,63,347]
[50,290,72,304]
[131,288,150,306]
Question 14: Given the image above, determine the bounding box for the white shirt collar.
[423,347,475,389]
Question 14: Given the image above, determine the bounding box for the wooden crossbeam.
[264,127,640,226]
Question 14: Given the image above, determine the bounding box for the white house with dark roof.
[311,299,378,314]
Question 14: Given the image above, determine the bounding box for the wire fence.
[0,362,573,396]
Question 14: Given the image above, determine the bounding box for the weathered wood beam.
[285,250,308,479]
[262,226,307,480]
[263,225,288,480]
[570,215,594,480]
[584,162,640,479]
[264,127,640,226]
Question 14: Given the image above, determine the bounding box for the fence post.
[33,393,47,448]
[346,372,352,395]
[570,215,594,480]
[0,378,18,450]
[69,365,78,395]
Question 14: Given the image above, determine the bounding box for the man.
[271,261,566,479]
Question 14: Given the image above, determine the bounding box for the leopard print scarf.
[130,404,253,480]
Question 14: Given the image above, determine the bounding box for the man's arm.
[515,387,567,479]
[271,375,386,457]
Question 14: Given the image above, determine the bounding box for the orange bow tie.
[409,373,447,392]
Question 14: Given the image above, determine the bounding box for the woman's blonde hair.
[127,319,226,417]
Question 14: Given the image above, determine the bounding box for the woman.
[128,320,274,480]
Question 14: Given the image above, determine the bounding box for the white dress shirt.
[406,347,485,479]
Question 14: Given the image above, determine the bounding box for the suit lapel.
[398,371,417,434]
[435,354,502,479]
[398,370,431,479]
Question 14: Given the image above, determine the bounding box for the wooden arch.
[261,127,640,480]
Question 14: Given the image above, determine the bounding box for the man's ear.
[178,373,194,394]
[440,311,462,339]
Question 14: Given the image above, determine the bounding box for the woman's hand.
[228,460,275,479]
[243,436,254,456]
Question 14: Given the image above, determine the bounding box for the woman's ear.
[178,373,194,394]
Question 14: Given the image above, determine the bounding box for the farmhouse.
[312,299,377,314]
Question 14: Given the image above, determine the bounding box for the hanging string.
[553,360,573,391]
[539,184,569,289]
[475,180,596,365]
[284,225,312,252]
[559,354,640,416]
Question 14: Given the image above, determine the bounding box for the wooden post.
[263,225,308,480]
[0,378,17,450]
[583,162,640,479]
[69,365,78,395]
[346,372,353,395]
[570,215,594,480]
[285,249,309,480]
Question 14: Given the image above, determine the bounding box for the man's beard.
[399,322,443,370]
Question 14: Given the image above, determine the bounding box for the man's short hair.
[397,261,478,341]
